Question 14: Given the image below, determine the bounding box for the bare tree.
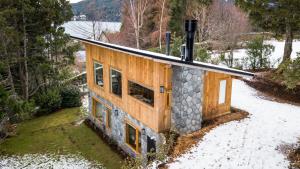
[158,0,167,49]
[86,0,104,40]
[127,0,149,49]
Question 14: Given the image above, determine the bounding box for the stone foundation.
[88,91,163,157]
[171,66,204,134]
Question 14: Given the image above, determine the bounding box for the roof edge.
[70,35,254,78]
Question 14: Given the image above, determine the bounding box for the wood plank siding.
[202,71,233,120]
[85,43,172,132]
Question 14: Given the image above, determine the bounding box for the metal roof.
[71,35,254,78]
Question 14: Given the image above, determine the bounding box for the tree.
[0,0,79,118]
[236,0,300,64]
[246,36,275,70]
[168,0,186,36]
[127,0,149,49]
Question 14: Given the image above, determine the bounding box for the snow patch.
[169,79,300,169]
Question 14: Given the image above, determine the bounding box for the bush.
[280,57,300,89]
[195,47,211,62]
[246,36,274,70]
[60,85,82,108]
[35,88,62,115]
[7,98,36,122]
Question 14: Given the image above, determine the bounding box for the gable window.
[128,81,154,106]
[218,80,227,104]
[94,62,104,87]
[126,123,141,153]
[110,68,122,97]
[92,99,104,123]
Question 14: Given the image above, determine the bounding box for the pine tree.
[236,0,300,65]
[168,0,186,36]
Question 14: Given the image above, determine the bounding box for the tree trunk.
[22,6,29,100]
[159,0,166,50]
[282,22,293,64]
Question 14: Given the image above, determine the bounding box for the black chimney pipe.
[165,32,171,56]
[184,20,197,62]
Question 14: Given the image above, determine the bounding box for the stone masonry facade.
[88,90,163,157]
[171,66,204,134]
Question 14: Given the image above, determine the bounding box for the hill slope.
[71,0,122,22]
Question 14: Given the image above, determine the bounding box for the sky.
[68,0,83,3]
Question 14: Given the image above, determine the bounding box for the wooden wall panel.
[85,43,171,132]
[202,71,232,120]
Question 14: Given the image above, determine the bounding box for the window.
[128,81,154,106]
[110,68,122,97]
[93,99,104,123]
[126,123,141,153]
[218,80,227,104]
[106,108,112,130]
[94,62,104,87]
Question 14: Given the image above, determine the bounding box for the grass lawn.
[0,108,124,169]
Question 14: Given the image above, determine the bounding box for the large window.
[93,99,104,123]
[110,68,122,97]
[126,123,141,153]
[128,81,154,106]
[218,80,227,104]
[94,62,104,87]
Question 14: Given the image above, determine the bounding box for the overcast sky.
[68,0,83,3]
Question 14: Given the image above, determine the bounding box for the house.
[71,20,254,157]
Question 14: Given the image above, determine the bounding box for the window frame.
[93,61,104,89]
[125,121,141,153]
[110,67,122,98]
[128,80,155,107]
[106,107,112,131]
[92,98,104,124]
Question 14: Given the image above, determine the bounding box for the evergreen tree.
[168,0,186,36]
[236,0,300,65]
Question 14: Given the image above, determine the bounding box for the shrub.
[195,47,211,62]
[60,85,82,108]
[7,98,36,122]
[170,34,183,57]
[35,88,62,115]
[280,57,300,89]
[246,36,274,70]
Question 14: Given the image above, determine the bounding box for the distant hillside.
[71,0,122,22]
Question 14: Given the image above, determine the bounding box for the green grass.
[0,108,124,169]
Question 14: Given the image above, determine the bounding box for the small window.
[126,123,141,153]
[218,80,227,104]
[93,99,104,123]
[128,81,154,106]
[94,62,104,87]
[110,68,122,97]
[106,108,112,130]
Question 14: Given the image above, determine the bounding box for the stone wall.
[171,66,204,134]
[88,91,163,157]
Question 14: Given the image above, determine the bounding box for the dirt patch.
[243,71,300,105]
[171,108,249,159]
[278,141,300,169]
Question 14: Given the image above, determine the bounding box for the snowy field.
[169,79,300,169]
[213,40,300,68]
[62,21,121,39]
[0,154,103,169]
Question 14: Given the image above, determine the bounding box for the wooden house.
[71,21,253,157]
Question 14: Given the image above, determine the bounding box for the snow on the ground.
[169,79,300,169]
[0,154,103,169]
[213,40,300,68]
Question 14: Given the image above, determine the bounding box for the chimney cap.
[185,20,197,32]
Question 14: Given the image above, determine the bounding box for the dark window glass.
[128,81,154,106]
[94,62,104,87]
[110,69,122,97]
